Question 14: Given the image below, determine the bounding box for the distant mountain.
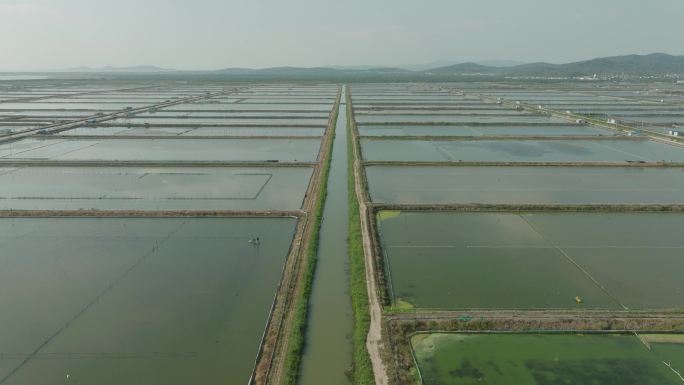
[216,54,684,79]
[324,65,382,71]
[60,53,684,80]
[213,66,412,76]
[400,59,526,71]
[475,60,527,68]
[426,62,499,74]
[399,60,461,71]
[65,65,175,72]
[553,53,684,76]
[429,53,684,77]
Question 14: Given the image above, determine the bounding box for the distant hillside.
[66,65,174,73]
[429,53,684,77]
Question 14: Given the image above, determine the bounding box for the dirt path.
[348,87,389,385]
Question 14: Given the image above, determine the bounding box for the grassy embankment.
[347,92,376,385]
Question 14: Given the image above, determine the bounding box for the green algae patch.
[377,210,402,222]
[411,333,684,385]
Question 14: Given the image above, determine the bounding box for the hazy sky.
[1,0,683,71]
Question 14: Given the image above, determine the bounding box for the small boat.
[575,296,583,304]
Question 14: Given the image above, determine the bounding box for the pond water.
[366,166,684,205]
[0,217,297,385]
[0,166,313,211]
[379,212,684,309]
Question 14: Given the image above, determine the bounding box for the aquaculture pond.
[365,166,684,205]
[356,110,528,116]
[60,126,325,137]
[0,217,297,385]
[0,138,321,162]
[145,111,330,119]
[378,212,684,310]
[358,124,614,137]
[0,102,152,110]
[411,333,684,385]
[109,117,329,126]
[355,115,563,125]
[0,166,313,211]
[361,139,684,163]
[169,103,333,111]
[642,334,684,374]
